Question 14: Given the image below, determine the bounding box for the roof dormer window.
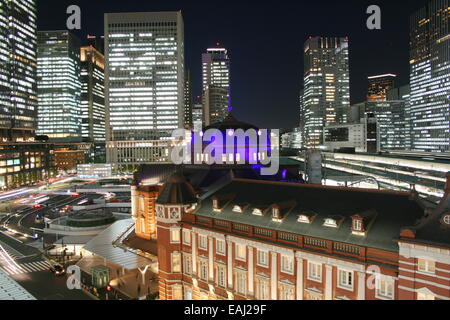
[351,214,368,236]
[233,205,243,213]
[253,208,263,216]
[272,207,282,222]
[298,215,311,224]
[441,213,450,228]
[213,199,220,212]
[324,218,338,228]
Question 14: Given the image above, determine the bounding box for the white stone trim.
[398,275,450,290]
[399,267,450,281]
[399,242,450,264]
[325,265,333,300]
[296,251,365,272]
[271,252,278,300]
[296,258,304,300]
[398,285,450,300]
[192,227,226,240]
[226,235,294,257]
[248,246,254,296]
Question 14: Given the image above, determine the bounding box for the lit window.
[235,244,246,261]
[443,214,450,226]
[279,283,295,300]
[170,229,180,243]
[233,205,243,213]
[253,208,263,216]
[183,255,192,275]
[308,262,322,282]
[324,218,338,228]
[256,277,270,300]
[338,269,353,290]
[353,219,363,231]
[257,250,269,267]
[199,260,208,281]
[281,256,294,274]
[418,259,436,274]
[198,235,208,250]
[182,230,191,245]
[217,264,226,288]
[417,292,435,300]
[171,252,181,273]
[216,240,225,255]
[236,271,247,295]
[376,277,394,300]
[298,215,311,224]
[172,285,183,300]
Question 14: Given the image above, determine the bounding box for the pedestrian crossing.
[0,241,25,260]
[0,260,52,276]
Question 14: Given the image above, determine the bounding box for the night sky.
[37,0,430,129]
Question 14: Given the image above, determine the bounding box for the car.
[50,264,66,276]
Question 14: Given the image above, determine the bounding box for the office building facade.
[202,47,230,125]
[37,30,81,141]
[80,46,106,143]
[302,37,350,149]
[104,11,185,143]
[367,74,397,102]
[410,0,450,153]
[184,69,193,129]
[0,0,38,142]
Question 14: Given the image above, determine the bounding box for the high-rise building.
[0,0,38,142]
[37,30,81,141]
[367,74,397,101]
[104,11,185,143]
[302,37,350,149]
[202,47,230,125]
[0,1,57,190]
[387,85,411,150]
[364,100,408,151]
[86,34,104,54]
[202,86,229,126]
[80,46,105,143]
[192,103,203,133]
[410,0,450,153]
[184,69,193,129]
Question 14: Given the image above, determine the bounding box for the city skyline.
[37,0,431,129]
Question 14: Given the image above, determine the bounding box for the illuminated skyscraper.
[104,11,185,143]
[80,45,105,143]
[184,69,193,129]
[202,47,230,125]
[302,37,350,149]
[202,86,229,126]
[410,0,450,153]
[0,0,37,142]
[37,30,81,141]
[367,74,397,101]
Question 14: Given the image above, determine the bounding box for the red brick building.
[138,172,450,300]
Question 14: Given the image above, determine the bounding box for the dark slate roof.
[194,179,427,252]
[402,192,450,248]
[156,173,198,205]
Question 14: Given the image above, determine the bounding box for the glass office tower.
[37,30,81,141]
[80,45,105,143]
[302,37,350,149]
[410,0,450,153]
[202,47,230,125]
[0,0,37,142]
[104,11,185,142]
[367,74,397,102]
